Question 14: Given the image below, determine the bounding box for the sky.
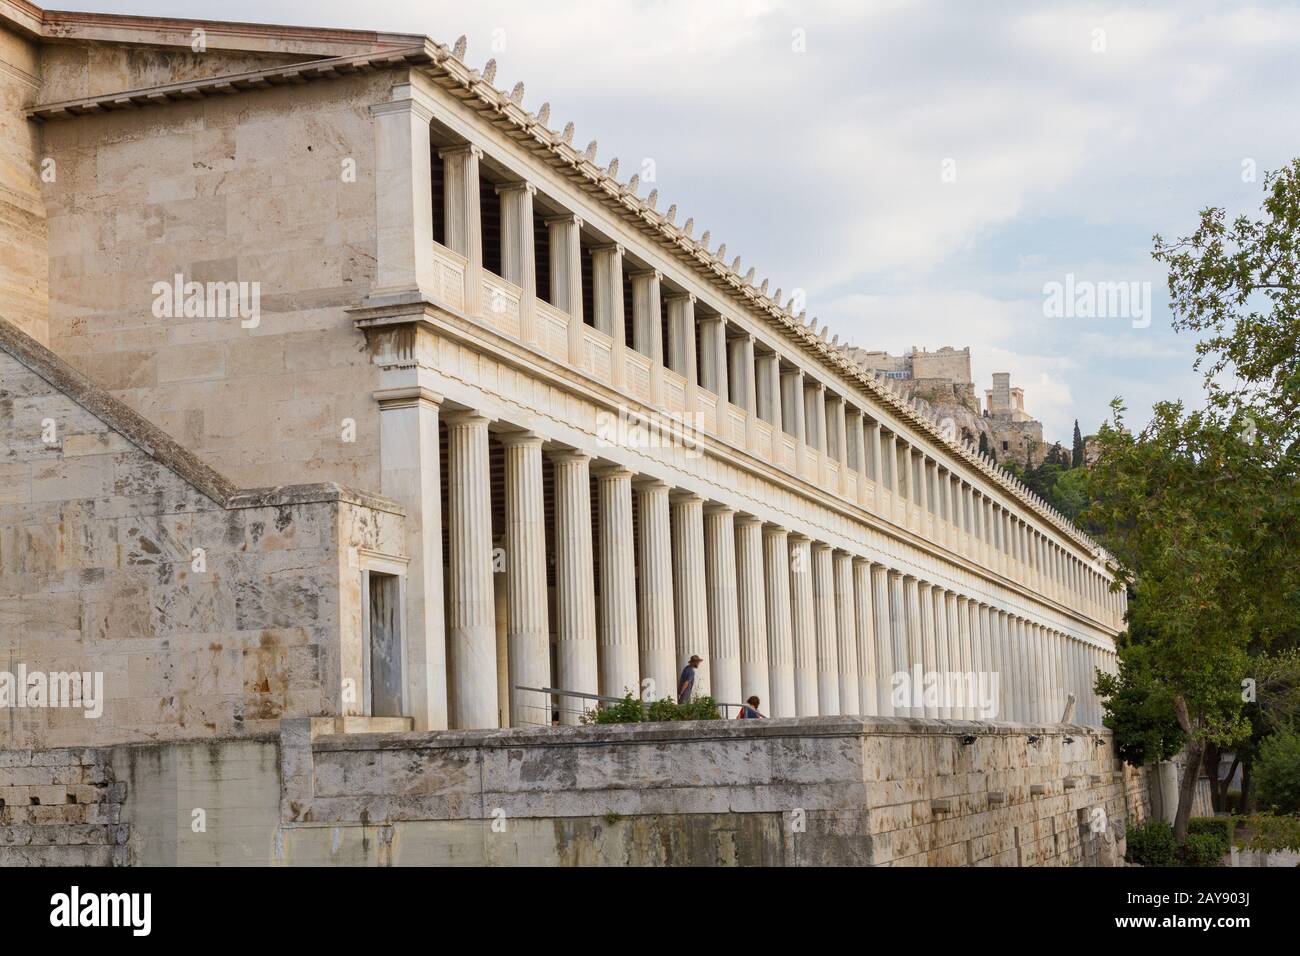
[74,0,1300,443]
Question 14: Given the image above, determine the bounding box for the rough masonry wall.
[40,67,390,491]
[0,746,128,866]
[0,22,48,344]
[0,344,405,748]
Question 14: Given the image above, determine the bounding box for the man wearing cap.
[678,655,703,704]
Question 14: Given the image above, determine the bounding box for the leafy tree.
[1072,420,1085,468]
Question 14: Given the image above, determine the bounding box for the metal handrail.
[514,685,760,721]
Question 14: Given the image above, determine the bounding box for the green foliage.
[1180,832,1226,867]
[1255,727,1300,814]
[1187,817,1233,855]
[1096,645,1186,767]
[1127,819,1228,866]
[1125,819,1177,866]
[1243,813,1300,853]
[1072,419,1085,468]
[581,692,722,725]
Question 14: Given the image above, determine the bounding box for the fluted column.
[997,610,1012,722]
[552,451,598,723]
[871,566,896,716]
[952,594,971,719]
[832,551,859,714]
[928,585,947,718]
[596,465,639,697]
[547,214,585,364]
[496,181,537,342]
[901,576,923,716]
[852,558,877,715]
[704,505,742,705]
[810,543,841,715]
[762,526,796,717]
[666,293,698,410]
[445,411,497,729]
[501,432,549,726]
[635,479,676,702]
[788,534,819,716]
[439,144,483,313]
[1014,617,1031,722]
[734,515,770,707]
[592,243,626,388]
[670,492,709,696]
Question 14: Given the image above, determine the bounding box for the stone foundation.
[2,716,1186,866]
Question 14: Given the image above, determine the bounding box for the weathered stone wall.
[0,746,128,866]
[0,329,407,749]
[3,717,1177,866]
[39,63,390,491]
[0,20,48,344]
[912,347,971,385]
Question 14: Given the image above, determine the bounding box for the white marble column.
[546,214,585,363]
[496,181,537,341]
[832,550,859,714]
[872,565,896,717]
[929,586,948,718]
[1014,617,1031,722]
[551,450,598,723]
[501,431,549,726]
[704,505,742,705]
[788,534,819,716]
[998,610,1013,722]
[763,525,796,718]
[375,385,446,730]
[635,479,676,702]
[592,243,626,387]
[438,144,483,313]
[445,410,497,729]
[853,558,877,715]
[666,293,698,409]
[811,542,840,715]
[670,492,709,697]
[904,574,925,717]
[596,465,639,697]
[734,515,770,708]
[953,594,971,719]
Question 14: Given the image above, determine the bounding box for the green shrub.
[1255,728,1300,814]
[1179,832,1226,867]
[582,692,722,725]
[1244,813,1300,853]
[1187,817,1233,855]
[1125,819,1177,866]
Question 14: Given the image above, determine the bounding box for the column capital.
[628,268,662,282]
[669,489,704,505]
[591,242,624,257]
[495,180,536,197]
[497,428,544,448]
[810,540,832,553]
[787,532,812,545]
[761,522,789,538]
[631,475,670,492]
[591,462,635,480]
[370,94,435,124]
[734,513,764,528]
[544,212,583,228]
[664,290,696,304]
[438,142,483,161]
[549,447,591,465]
[442,409,491,428]
[702,502,736,517]
[373,385,443,410]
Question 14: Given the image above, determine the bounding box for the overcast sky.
[76,0,1300,442]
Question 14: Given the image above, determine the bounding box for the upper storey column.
[496,181,537,342]
[665,292,699,410]
[699,314,730,405]
[546,214,584,365]
[371,86,437,301]
[592,243,627,389]
[782,368,806,444]
[756,353,783,433]
[631,269,664,404]
[438,144,484,314]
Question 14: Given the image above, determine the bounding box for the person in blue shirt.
[736,695,764,719]
[678,655,703,704]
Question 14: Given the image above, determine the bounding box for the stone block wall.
[0,746,128,866]
[0,321,407,749]
[0,21,48,345]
